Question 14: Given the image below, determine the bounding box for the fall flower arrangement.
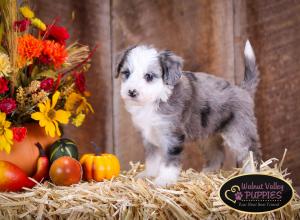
[0,1,94,153]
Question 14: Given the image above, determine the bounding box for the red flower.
[13,19,31,32]
[0,77,9,94]
[45,25,69,45]
[73,72,86,93]
[12,127,27,142]
[40,78,54,92]
[0,98,17,114]
[39,55,51,65]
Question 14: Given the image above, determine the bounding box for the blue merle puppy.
[115,41,262,187]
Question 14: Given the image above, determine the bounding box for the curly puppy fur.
[116,41,262,186]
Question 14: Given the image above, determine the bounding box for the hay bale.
[0,155,299,220]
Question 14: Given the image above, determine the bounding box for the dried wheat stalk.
[0,154,299,220]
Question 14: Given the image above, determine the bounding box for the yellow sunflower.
[72,113,85,127]
[31,91,71,137]
[65,92,94,114]
[0,112,13,154]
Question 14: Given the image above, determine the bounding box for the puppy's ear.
[115,45,137,78]
[159,50,183,85]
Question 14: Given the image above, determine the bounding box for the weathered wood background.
[36,0,300,186]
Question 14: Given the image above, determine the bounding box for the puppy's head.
[116,45,183,105]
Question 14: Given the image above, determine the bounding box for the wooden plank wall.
[243,0,300,185]
[36,0,300,185]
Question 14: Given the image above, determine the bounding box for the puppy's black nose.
[128,89,138,98]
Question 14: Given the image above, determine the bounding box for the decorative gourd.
[80,154,120,182]
[49,138,78,163]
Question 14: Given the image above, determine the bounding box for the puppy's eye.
[121,70,130,79]
[144,73,154,82]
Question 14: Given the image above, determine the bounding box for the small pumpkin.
[80,154,120,182]
[49,156,82,186]
[49,138,78,163]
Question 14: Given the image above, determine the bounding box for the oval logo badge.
[219,174,294,213]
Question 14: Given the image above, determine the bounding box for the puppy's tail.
[240,40,259,97]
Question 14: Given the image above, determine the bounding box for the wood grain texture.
[112,0,236,170]
[35,0,113,155]
[234,0,300,185]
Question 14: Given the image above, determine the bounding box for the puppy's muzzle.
[128,89,138,98]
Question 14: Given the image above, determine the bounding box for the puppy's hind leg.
[136,140,162,179]
[221,123,262,173]
[200,135,225,173]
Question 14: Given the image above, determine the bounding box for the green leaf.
[30,66,40,79]
[32,70,58,80]
[20,70,29,86]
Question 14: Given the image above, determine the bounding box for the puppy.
[115,41,262,186]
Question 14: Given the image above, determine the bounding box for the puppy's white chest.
[126,104,169,147]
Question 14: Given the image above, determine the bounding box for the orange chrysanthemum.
[17,34,43,67]
[41,40,67,69]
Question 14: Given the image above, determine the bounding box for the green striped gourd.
[49,138,79,163]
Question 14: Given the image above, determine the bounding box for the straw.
[0,154,299,219]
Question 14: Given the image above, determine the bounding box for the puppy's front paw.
[153,164,180,187]
[154,175,178,187]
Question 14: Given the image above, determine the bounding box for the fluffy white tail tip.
[244,40,255,60]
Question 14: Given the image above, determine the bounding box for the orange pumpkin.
[80,154,120,181]
[0,123,58,176]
